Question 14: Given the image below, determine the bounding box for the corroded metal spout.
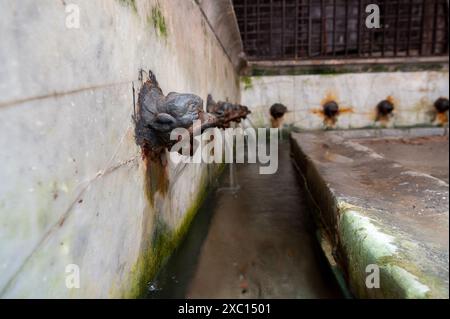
[134,71,217,158]
[435,97,449,114]
[134,72,252,159]
[206,94,251,129]
[323,101,339,118]
[270,103,288,119]
[433,97,449,127]
[377,99,395,117]
[269,103,288,128]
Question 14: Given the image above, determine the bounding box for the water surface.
[148,141,342,298]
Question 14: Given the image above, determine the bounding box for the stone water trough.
[291,127,449,298]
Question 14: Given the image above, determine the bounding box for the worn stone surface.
[241,72,449,129]
[0,0,239,298]
[291,128,449,298]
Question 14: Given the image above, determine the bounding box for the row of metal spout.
[133,71,251,159]
[133,70,449,158]
[269,97,449,128]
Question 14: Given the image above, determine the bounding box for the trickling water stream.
[147,141,342,299]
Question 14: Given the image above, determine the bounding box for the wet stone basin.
[291,128,449,299]
[147,142,342,299]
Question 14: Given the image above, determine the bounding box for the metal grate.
[233,0,449,61]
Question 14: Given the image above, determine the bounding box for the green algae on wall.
[123,165,223,298]
[241,76,253,90]
[117,0,137,13]
[150,5,168,38]
[250,63,448,77]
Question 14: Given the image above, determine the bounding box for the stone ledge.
[291,128,449,299]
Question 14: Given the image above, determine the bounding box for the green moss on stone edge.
[338,208,441,299]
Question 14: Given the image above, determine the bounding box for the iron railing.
[233,0,449,61]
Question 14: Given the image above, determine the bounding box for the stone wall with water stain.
[241,71,449,130]
[0,0,239,298]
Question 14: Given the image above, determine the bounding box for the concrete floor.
[148,142,342,299]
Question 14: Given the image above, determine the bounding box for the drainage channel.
[147,141,342,299]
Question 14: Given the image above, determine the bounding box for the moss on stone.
[241,76,253,90]
[117,0,137,13]
[250,63,447,76]
[124,169,216,299]
[337,208,445,298]
[150,5,168,38]
[252,69,279,77]
[376,255,445,299]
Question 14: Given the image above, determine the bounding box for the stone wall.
[0,0,240,298]
[241,71,449,129]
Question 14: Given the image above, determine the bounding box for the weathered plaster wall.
[196,0,245,71]
[0,0,239,298]
[241,71,449,129]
